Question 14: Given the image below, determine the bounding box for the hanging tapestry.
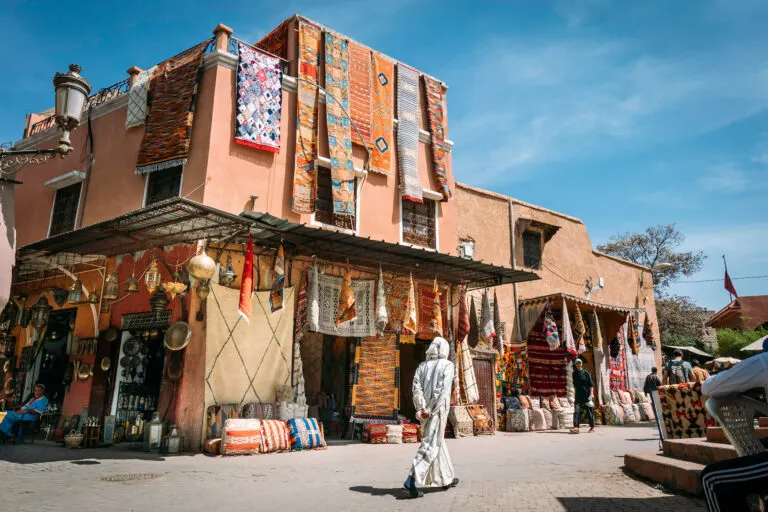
[481,291,496,341]
[643,312,657,349]
[370,53,394,175]
[508,341,529,395]
[544,301,560,350]
[430,279,443,336]
[375,268,388,333]
[316,273,375,337]
[384,280,409,333]
[403,274,418,335]
[562,300,577,360]
[450,340,460,406]
[627,314,641,355]
[292,270,309,404]
[396,64,423,203]
[292,21,322,214]
[255,18,290,58]
[457,335,479,404]
[519,301,547,341]
[493,291,503,354]
[135,42,206,175]
[527,317,568,397]
[657,382,715,439]
[238,235,254,321]
[125,65,156,129]
[573,304,586,354]
[416,283,448,339]
[348,41,372,147]
[270,245,285,313]
[336,264,357,327]
[592,315,610,405]
[324,32,356,217]
[423,75,451,201]
[307,261,320,332]
[349,333,399,419]
[234,42,282,153]
[457,288,470,343]
[609,325,628,392]
[626,318,656,393]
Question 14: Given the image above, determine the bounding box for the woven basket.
[64,431,83,448]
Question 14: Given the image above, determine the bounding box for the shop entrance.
[398,341,427,422]
[32,309,76,407]
[320,335,352,439]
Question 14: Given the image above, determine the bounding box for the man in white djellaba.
[403,337,459,498]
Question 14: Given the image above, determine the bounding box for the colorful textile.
[221,418,262,456]
[238,235,254,321]
[429,279,443,336]
[493,291,503,354]
[609,326,628,392]
[316,274,375,337]
[351,334,399,418]
[386,424,403,444]
[324,32,356,217]
[417,283,448,338]
[402,423,419,443]
[520,302,547,341]
[370,53,394,175]
[205,404,240,440]
[135,42,206,175]
[336,264,357,326]
[466,404,494,435]
[643,313,656,347]
[308,261,320,332]
[254,18,291,59]
[375,267,388,333]
[292,21,322,213]
[457,288,470,344]
[527,317,568,397]
[562,300,577,360]
[573,305,586,354]
[423,75,452,201]
[457,334,480,404]
[628,314,641,355]
[508,341,529,395]
[383,280,409,334]
[403,274,418,334]
[657,382,714,439]
[125,66,156,129]
[348,41,372,147]
[292,270,308,403]
[544,301,560,350]
[364,423,387,444]
[396,65,423,203]
[481,291,496,341]
[590,311,603,355]
[235,42,282,153]
[286,417,326,450]
[259,419,290,453]
[270,244,285,313]
[506,408,529,432]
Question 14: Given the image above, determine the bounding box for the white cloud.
[698,166,748,192]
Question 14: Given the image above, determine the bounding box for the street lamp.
[0,64,91,171]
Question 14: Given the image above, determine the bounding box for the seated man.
[0,384,49,440]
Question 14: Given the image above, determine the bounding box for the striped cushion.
[528,409,546,431]
[386,424,403,444]
[402,423,418,443]
[286,417,326,451]
[221,419,262,456]
[365,423,388,444]
[260,420,290,453]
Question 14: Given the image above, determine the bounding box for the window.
[459,239,475,260]
[522,230,542,269]
[49,183,81,236]
[314,166,356,231]
[145,165,183,206]
[402,199,436,249]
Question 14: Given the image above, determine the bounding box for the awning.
[518,292,641,314]
[742,335,768,353]
[662,345,714,359]
[517,218,560,242]
[17,198,539,290]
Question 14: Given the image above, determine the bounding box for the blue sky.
[3,0,767,311]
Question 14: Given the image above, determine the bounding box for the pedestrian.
[0,383,48,440]
[570,358,595,434]
[643,367,662,396]
[662,349,693,385]
[504,388,523,411]
[690,359,711,383]
[403,337,459,499]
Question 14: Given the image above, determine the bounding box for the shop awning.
[17,198,539,290]
[662,345,714,359]
[518,292,641,314]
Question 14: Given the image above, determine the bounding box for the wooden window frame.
[522,229,543,270]
[143,165,184,207]
[47,183,82,237]
[400,198,438,250]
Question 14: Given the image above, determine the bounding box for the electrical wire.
[674,274,768,284]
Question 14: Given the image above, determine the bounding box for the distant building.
[706,295,768,331]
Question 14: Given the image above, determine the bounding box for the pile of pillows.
[506,395,576,432]
[601,389,654,426]
[215,417,327,456]
[361,422,419,444]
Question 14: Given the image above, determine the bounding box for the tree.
[655,294,712,346]
[717,328,768,358]
[597,224,705,290]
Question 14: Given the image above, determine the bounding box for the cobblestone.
[0,425,705,511]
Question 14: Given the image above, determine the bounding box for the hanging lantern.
[196,280,211,301]
[149,288,170,312]
[50,288,69,308]
[125,274,139,293]
[31,296,53,329]
[188,251,216,281]
[68,278,83,304]
[88,291,99,304]
[145,259,162,295]
[103,271,119,300]
[219,255,237,288]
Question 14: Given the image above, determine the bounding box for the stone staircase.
[624,417,768,495]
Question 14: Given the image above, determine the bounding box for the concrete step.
[663,438,737,464]
[760,417,768,428]
[625,452,704,495]
[707,426,768,444]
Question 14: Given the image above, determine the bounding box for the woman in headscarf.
[403,337,459,498]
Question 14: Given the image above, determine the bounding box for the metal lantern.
[88,290,99,304]
[145,260,162,295]
[196,280,210,301]
[31,296,53,330]
[68,278,83,304]
[149,289,170,312]
[165,424,181,454]
[103,271,119,300]
[50,288,69,308]
[188,252,216,281]
[144,412,163,451]
[53,64,92,156]
[219,256,237,288]
[125,274,139,293]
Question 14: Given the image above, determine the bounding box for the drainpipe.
[508,200,520,341]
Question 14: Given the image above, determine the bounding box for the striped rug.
[396,64,423,203]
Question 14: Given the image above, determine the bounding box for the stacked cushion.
[556,409,574,430]
[366,423,388,444]
[260,419,290,453]
[402,423,419,443]
[620,403,636,423]
[603,404,625,425]
[506,409,529,432]
[530,397,541,409]
[640,402,655,421]
[286,417,326,451]
[519,396,532,409]
[221,418,262,456]
[540,408,554,429]
[386,424,403,444]
[631,404,642,422]
[528,409,547,431]
[466,404,494,435]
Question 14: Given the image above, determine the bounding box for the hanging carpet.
[348,41,372,147]
[349,333,399,419]
[416,283,448,339]
[234,41,282,153]
[315,274,375,337]
[423,75,451,201]
[609,325,628,392]
[370,53,394,175]
[125,66,156,129]
[396,64,423,203]
[527,317,568,397]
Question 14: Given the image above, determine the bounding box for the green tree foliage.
[716,328,768,358]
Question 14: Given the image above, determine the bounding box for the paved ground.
[0,424,704,512]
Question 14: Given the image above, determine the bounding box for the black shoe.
[443,478,459,490]
[402,486,424,499]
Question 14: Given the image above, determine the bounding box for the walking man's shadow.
[349,485,443,500]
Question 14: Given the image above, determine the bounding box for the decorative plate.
[123,338,140,356]
[78,363,91,380]
[140,344,149,356]
[101,357,111,372]
[120,356,130,368]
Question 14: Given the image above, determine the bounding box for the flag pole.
[723,254,733,302]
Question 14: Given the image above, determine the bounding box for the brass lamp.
[125,273,139,293]
[103,271,119,300]
[219,256,237,287]
[68,278,83,304]
[145,259,161,295]
[31,296,53,329]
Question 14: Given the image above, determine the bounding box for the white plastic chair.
[705,395,768,457]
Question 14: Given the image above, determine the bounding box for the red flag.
[724,270,738,298]
[238,235,254,322]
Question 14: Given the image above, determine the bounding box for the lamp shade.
[145,260,161,295]
[31,296,53,329]
[103,272,119,300]
[53,64,91,131]
[68,278,83,304]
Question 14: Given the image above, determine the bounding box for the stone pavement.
[0,425,705,512]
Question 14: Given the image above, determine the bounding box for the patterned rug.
[235,42,282,153]
[254,18,291,59]
[383,280,413,339]
[396,64,423,203]
[350,334,399,419]
[292,21,322,214]
[657,382,715,439]
[416,283,448,339]
[423,75,451,201]
[609,325,628,392]
[125,66,156,129]
[316,274,375,337]
[348,41,372,147]
[135,42,207,175]
[508,341,529,394]
[324,32,356,217]
[527,318,568,397]
[371,53,394,175]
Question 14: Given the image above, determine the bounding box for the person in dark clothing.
[643,367,662,396]
[504,388,523,411]
[570,359,595,434]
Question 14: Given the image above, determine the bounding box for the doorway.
[33,309,77,407]
[320,335,352,438]
[399,341,427,422]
